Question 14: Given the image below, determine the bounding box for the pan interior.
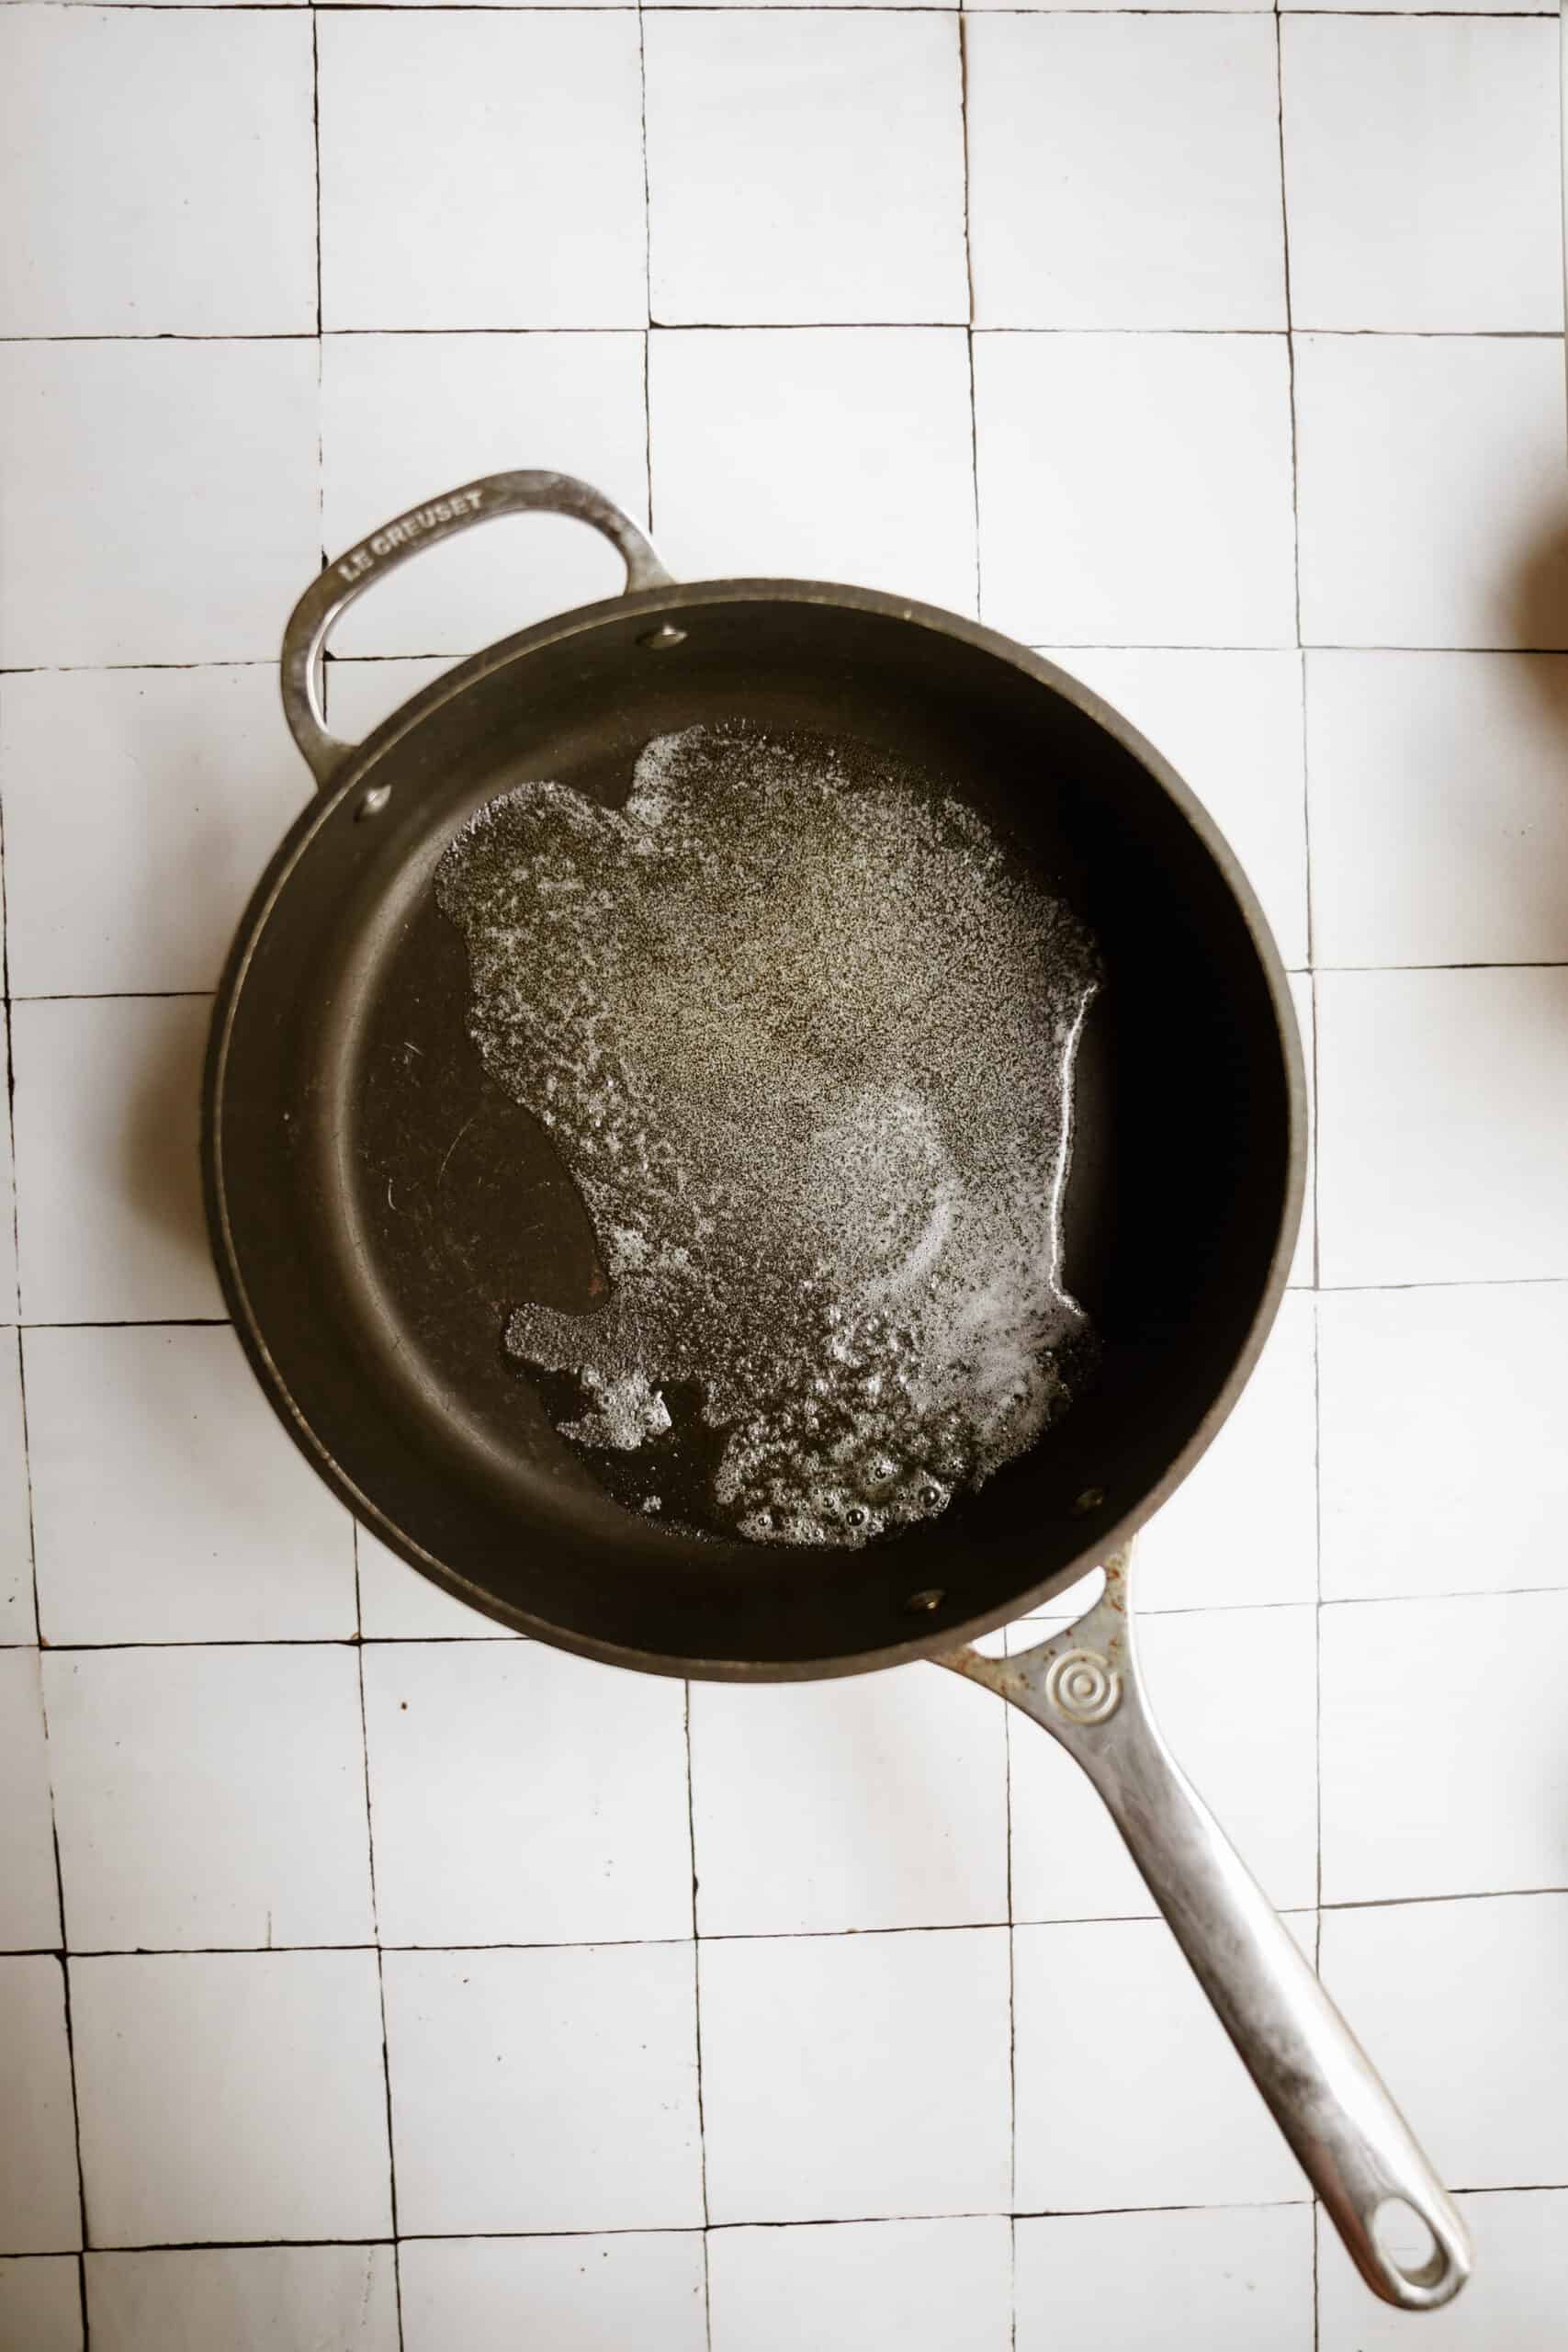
[211,591,1297,1675]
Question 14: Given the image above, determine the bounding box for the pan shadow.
[121,992,221,1304]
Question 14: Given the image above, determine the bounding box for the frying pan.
[205,470,1469,2312]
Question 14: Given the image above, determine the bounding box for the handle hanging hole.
[1373,2197,1446,2290]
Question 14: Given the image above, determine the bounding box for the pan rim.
[204,574,1307,1679]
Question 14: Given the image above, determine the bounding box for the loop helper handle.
[279,471,674,790]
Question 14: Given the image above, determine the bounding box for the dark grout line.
[957,15,985,626]
[10,991,212,1004]
[682,1691,715,2348]
[2,322,1563,343]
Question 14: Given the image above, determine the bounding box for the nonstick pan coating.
[208,549,1303,1679]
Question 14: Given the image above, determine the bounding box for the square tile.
[1289,971,1314,1290]
[26,1327,355,1646]
[1281,20,1561,334]
[45,1646,374,1952]
[0,669,309,998]
[400,2235,706,2352]
[707,2218,1011,2352]
[1318,2188,1568,2352]
[318,14,646,331]
[649,328,976,614]
[1318,1894,1568,2189]
[690,1664,1005,1937]
[0,1339,32,1642]
[974,334,1297,647]
[1319,1283,1568,1602]
[355,1527,514,1639]
[1294,336,1568,651]
[0,1960,81,2254]
[87,2248,398,2352]
[362,1642,691,1945]
[1316,968,1568,1287]
[72,1951,391,2245]
[1015,2206,1313,2350]
[698,1928,1010,2222]
[0,9,314,338]
[321,334,649,661]
[1105,1291,1318,1612]
[0,1651,62,1949]
[12,998,220,1324]
[1321,1590,1568,1905]
[967,17,1285,331]
[646,14,965,327]
[1042,649,1307,968]
[1011,1603,1318,1922]
[0,2259,81,2352]
[382,1944,703,2234]
[0,341,319,669]
[0,1036,16,1332]
[1305,652,1568,970]
[1013,1914,1314,2208]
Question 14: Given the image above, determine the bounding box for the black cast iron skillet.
[205,472,1468,2312]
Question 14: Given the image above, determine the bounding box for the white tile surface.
[1319,1283,1568,1602]
[0,2258,82,2352]
[12,998,221,1323]
[1281,19,1561,334]
[322,659,462,763]
[1289,971,1315,1290]
[1305,652,1568,970]
[1294,336,1568,651]
[1040,649,1308,969]
[86,2248,399,2352]
[1316,967,1568,1288]
[1321,1590,1568,1905]
[698,1928,1010,2222]
[649,328,977,614]
[708,2217,1012,2352]
[0,1961,80,2253]
[400,2235,706,2352]
[363,1642,691,1945]
[321,334,649,660]
[0,1340,33,1643]
[1318,2188,1568,2352]
[0,9,314,339]
[967,17,1285,332]
[1011,1603,1318,1921]
[1319,1894,1568,2189]
[644,14,966,327]
[0,341,319,670]
[355,1528,514,1640]
[0,1650,62,1951]
[1016,2206,1314,2352]
[0,1048,16,1333]
[45,1646,374,1953]
[974,334,1297,647]
[25,1327,356,1647]
[1013,1914,1314,2209]
[689,1662,1005,1935]
[318,14,647,332]
[0,669,310,999]
[72,1952,391,2246]
[1116,1291,1318,1612]
[383,1945,703,2235]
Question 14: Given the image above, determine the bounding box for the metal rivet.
[638,624,687,650]
[906,1588,945,1614]
[355,785,392,821]
[1070,1485,1107,1517]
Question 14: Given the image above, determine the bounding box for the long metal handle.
[279,469,673,789]
[940,1555,1471,2313]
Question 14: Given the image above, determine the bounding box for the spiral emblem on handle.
[1043,1645,1122,1725]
